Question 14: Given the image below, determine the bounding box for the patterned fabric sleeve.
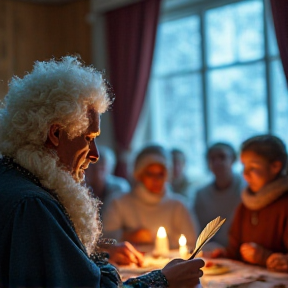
[90,253,121,287]
[123,270,169,288]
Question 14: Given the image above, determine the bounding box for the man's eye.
[86,136,93,142]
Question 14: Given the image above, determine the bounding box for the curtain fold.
[105,0,161,178]
[270,0,288,85]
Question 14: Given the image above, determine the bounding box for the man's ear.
[271,160,283,176]
[46,124,61,147]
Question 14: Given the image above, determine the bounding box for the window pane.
[208,63,268,148]
[272,60,288,145]
[152,73,205,176]
[206,1,264,67]
[153,16,201,74]
[266,7,279,57]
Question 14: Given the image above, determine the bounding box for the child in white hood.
[103,144,198,250]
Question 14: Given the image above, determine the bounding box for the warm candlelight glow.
[153,226,169,256]
[179,234,187,246]
[179,234,188,259]
[157,226,167,238]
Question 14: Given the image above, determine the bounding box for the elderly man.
[0,56,203,288]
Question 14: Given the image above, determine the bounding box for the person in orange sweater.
[212,135,288,273]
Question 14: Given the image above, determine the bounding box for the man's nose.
[88,140,99,163]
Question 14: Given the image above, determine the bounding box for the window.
[133,0,288,178]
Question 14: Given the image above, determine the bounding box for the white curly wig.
[0,56,113,255]
[0,55,111,155]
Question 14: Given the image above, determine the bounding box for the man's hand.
[266,253,288,273]
[162,258,204,288]
[240,242,271,266]
[107,241,144,266]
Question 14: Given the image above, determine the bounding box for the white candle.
[153,226,169,256]
[179,234,188,259]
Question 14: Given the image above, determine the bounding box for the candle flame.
[157,226,167,238]
[179,234,187,246]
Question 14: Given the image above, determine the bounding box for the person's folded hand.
[266,253,288,273]
[240,242,271,266]
[123,228,153,245]
[210,247,227,258]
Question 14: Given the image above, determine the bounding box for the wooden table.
[200,258,288,288]
[118,256,288,287]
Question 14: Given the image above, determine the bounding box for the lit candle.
[179,234,188,259]
[153,226,169,256]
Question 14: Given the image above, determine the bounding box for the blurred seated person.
[103,144,198,249]
[0,56,204,288]
[193,142,246,249]
[170,148,196,204]
[85,145,130,215]
[212,135,288,273]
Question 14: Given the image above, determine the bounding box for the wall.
[0,0,137,151]
[0,0,91,99]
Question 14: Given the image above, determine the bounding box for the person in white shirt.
[193,142,246,250]
[103,144,198,250]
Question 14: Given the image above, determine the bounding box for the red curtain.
[270,0,288,85]
[105,0,161,178]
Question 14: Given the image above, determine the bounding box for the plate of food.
[201,260,230,275]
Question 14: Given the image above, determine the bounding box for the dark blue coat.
[0,159,167,288]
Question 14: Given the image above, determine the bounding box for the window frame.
[150,0,280,140]
[132,0,284,177]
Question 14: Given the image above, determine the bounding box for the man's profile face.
[56,108,101,183]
